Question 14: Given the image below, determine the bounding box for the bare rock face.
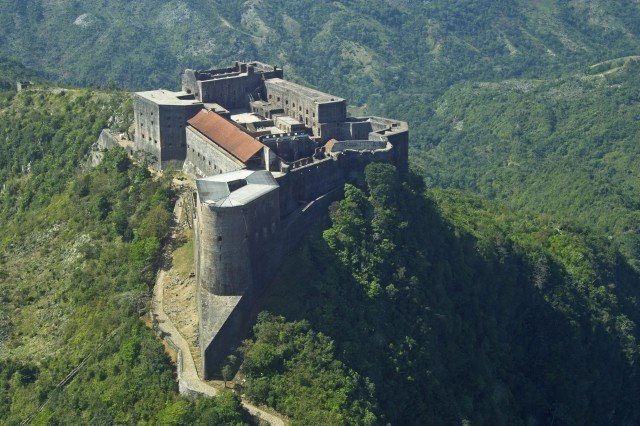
[73,13,99,29]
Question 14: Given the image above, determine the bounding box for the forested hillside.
[240,164,640,424]
[2,0,640,105]
[415,57,640,268]
[0,85,244,424]
[2,1,640,424]
[0,56,41,90]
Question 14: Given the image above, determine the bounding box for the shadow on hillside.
[260,181,640,425]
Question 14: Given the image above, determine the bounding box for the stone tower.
[194,170,280,377]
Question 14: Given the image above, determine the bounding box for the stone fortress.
[133,61,408,379]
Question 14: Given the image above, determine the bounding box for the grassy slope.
[0,86,244,424]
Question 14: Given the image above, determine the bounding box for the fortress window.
[269,94,272,100]
[217,236,222,242]
[277,96,280,102]
[285,100,288,105]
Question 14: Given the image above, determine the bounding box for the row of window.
[253,223,277,240]
[214,222,277,246]
[187,145,224,172]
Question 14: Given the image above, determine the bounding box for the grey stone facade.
[184,127,245,178]
[264,78,347,139]
[182,61,283,109]
[133,90,202,169]
[131,61,410,379]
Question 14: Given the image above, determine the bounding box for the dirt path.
[151,189,285,426]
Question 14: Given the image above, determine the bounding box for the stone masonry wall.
[133,96,161,168]
[158,104,201,167]
[183,127,245,178]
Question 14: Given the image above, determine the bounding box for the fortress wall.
[318,101,348,124]
[363,117,409,172]
[330,140,388,152]
[90,130,124,166]
[196,186,282,379]
[183,127,245,178]
[197,202,253,296]
[199,75,264,109]
[157,104,201,167]
[281,188,344,254]
[276,158,345,216]
[182,70,200,99]
[337,120,374,140]
[201,291,253,379]
[265,81,347,137]
[96,129,121,151]
[244,191,282,294]
[317,122,340,141]
[386,130,409,172]
[133,95,161,168]
[334,148,396,186]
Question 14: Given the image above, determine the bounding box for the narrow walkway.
[151,192,285,426]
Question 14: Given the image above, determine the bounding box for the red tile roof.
[188,110,264,163]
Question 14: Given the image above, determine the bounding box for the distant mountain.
[1,0,640,103]
[415,57,640,268]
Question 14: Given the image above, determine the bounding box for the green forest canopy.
[0,86,245,424]
[240,164,640,424]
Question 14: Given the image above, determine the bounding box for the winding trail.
[151,190,285,426]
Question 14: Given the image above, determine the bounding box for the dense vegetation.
[0,87,244,424]
[415,58,640,268]
[3,0,640,103]
[241,163,640,424]
[2,2,640,424]
[0,56,41,90]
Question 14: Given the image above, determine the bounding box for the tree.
[221,365,234,388]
